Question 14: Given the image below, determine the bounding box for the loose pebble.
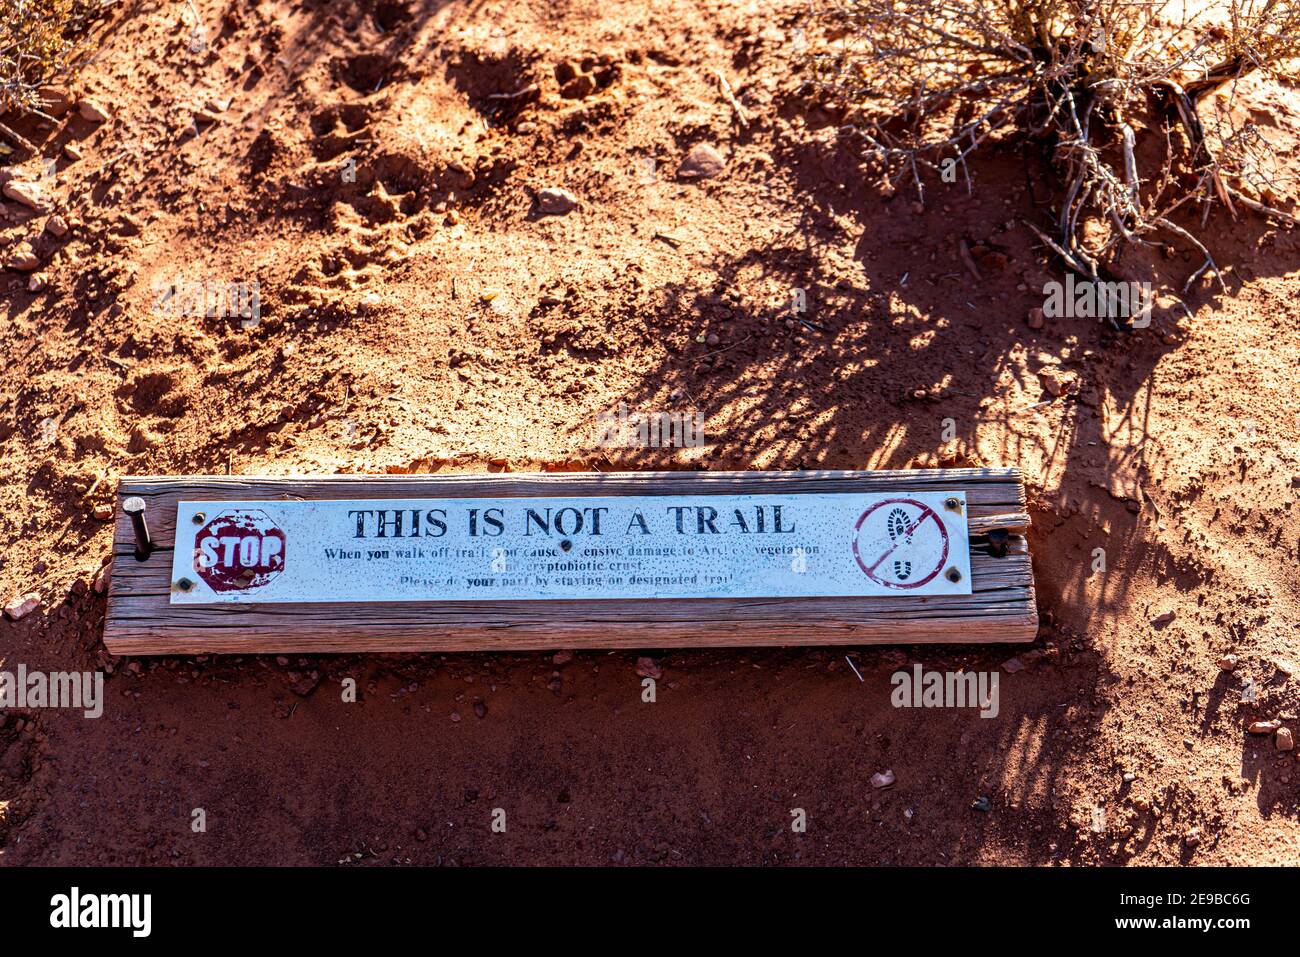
[78,99,110,123]
[635,656,662,679]
[5,242,40,272]
[536,187,577,215]
[1038,367,1077,398]
[678,143,726,179]
[3,593,41,620]
[2,180,44,209]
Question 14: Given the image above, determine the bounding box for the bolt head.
[122,496,146,514]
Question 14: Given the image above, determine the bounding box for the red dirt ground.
[1,0,1298,865]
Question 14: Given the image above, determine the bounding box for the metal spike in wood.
[103,470,1037,655]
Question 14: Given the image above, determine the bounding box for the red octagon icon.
[192,509,286,592]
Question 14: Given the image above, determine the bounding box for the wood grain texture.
[104,469,1037,654]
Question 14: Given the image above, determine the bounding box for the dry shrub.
[809,0,1300,296]
[0,0,103,149]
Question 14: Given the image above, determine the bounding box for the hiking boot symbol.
[887,507,914,580]
[887,507,913,543]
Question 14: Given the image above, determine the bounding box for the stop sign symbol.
[192,509,286,592]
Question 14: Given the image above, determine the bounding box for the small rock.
[635,656,662,679]
[78,99,110,123]
[1026,307,1044,329]
[870,769,895,789]
[92,563,111,594]
[92,503,113,521]
[971,795,992,812]
[1184,827,1201,847]
[473,699,487,719]
[536,187,577,215]
[1122,772,1137,783]
[3,593,40,621]
[705,333,720,346]
[559,74,595,99]
[1038,367,1077,398]
[289,670,322,696]
[39,87,74,117]
[1277,728,1295,751]
[1218,653,1238,671]
[2,180,44,209]
[1274,658,1296,678]
[1249,719,1282,734]
[1150,611,1176,628]
[45,214,69,237]
[27,274,46,293]
[678,143,726,179]
[552,650,574,666]
[62,143,83,161]
[1001,656,1024,674]
[449,711,461,723]
[5,242,40,272]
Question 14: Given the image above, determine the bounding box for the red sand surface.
[1,0,1298,864]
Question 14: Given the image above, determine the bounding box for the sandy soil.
[0,0,1298,865]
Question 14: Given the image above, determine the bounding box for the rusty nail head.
[176,577,194,591]
[192,512,205,524]
[945,566,962,583]
[944,497,962,513]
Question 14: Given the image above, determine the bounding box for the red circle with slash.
[852,498,950,589]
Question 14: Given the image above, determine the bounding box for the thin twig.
[712,68,749,128]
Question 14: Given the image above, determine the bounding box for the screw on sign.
[851,498,951,589]
[193,510,286,592]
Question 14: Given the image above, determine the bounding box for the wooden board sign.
[104,470,1036,654]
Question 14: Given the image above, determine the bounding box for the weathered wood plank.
[104,470,1037,654]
